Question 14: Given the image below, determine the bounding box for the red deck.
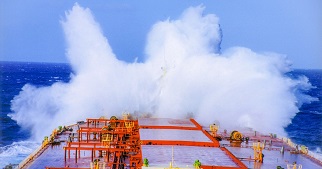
[19,117,321,169]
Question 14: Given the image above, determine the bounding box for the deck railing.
[15,143,45,169]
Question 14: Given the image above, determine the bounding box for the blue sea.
[0,61,321,167]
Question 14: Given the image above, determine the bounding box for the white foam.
[9,4,315,142]
[0,141,39,168]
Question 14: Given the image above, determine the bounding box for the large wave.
[9,3,315,141]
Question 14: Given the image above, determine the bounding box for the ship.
[14,113,322,169]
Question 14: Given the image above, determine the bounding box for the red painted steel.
[141,140,218,147]
[139,125,199,130]
[51,117,247,168]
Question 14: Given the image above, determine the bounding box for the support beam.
[140,140,217,147]
[75,148,77,163]
[64,148,66,162]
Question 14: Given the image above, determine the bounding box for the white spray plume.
[9,3,315,141]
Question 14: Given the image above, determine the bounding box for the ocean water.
[0,62,71,167]
[0,61,321,167]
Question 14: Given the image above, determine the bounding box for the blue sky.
[0,0,321,69]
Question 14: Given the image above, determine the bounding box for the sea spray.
[0,141,39,167]
[9,3,315,142]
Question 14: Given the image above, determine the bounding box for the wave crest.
[9,4,315,142]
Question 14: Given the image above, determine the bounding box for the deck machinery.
[20,115,247,169]
[18,115,322,169]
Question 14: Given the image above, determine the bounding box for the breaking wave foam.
[0,141,39,168]
[9,3,315,142]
